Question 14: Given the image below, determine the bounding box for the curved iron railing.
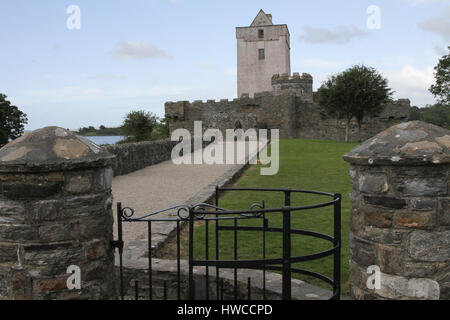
[113,187,341,300]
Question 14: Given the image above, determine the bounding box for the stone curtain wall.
[166,99,262,137]
[296,99,411,142]
[343,121,450,300]
[0,127,116,300]
[166,72,410,142]
[165,96,410,142]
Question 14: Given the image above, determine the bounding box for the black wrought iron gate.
[112,187,341,300]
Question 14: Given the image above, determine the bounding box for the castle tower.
[236,9,291,98]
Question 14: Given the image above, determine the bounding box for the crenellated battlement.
[270,72,314,102]
[271,72,313,83]
[165,87,411,142]
[165,96,262,122]
[165,71,315,117]
[165,97,260,109]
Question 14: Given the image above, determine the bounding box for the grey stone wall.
[166,98,263,137]
[343,121,450,300]
[106,140,178,176]
[271,72,313,102]
[0,127,116,300]
[296,99,411,142]
[260,92,296,138]
[165,88,410,142]
[106,139,211,177]
[118,259,332,300]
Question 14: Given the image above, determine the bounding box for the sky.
[0,0,449,131]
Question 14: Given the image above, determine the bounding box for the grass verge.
[158,139,358,295]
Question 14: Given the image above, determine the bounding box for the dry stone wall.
[106,139,212,177]
[106,140,178,176]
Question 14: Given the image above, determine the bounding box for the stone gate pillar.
[343,121,449,300]
[0,127,116,299]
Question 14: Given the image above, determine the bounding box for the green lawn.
[189,139,358,295]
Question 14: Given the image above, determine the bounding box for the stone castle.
[165,10,411,141]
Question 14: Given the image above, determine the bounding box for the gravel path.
[112,141,265,246]
[111,140,344,300]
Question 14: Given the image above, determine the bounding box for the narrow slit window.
[258,29,264,39]
[258,48,265,60]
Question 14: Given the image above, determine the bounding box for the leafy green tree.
[318,65,393,141]
[150,117,170,140]
[422,104,450,129]
[430,47,450,106]
[121,110,158,142]
[408,104,450,129]
[409,106,422,121]
[0,94,28,147]
[423,104,449,129]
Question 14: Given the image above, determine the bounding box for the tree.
[409,103,450,130]
[149,116,170,140]
[0,94,28,147]
[121,110,158,142]
[430,47,450,106]
[409,106,422,121]
[318,65,393,142]
[422,104,450,129]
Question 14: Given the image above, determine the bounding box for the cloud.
[299,26,368,44]
[86,74,127,80]
[115,85,190,98]
[23,85,190,103]
[24,86,104,102]
[418,8,450,42]
[300,58,351,69]
[434,45,449,55]
[401,0,449,5]
[112,41,172,60]
[384,65,436,106]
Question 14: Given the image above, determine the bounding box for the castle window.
[258,48,265,60]
[258,29,264,39]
